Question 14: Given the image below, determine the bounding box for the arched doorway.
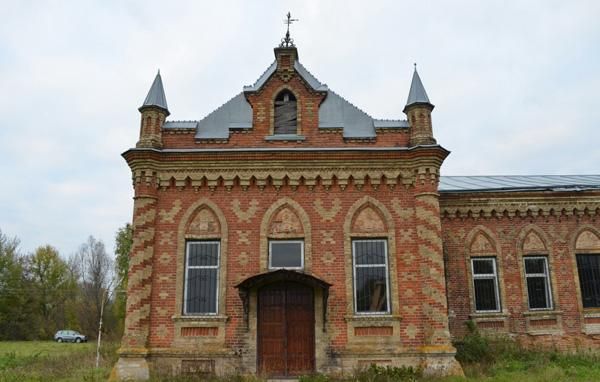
[257,281,315,376]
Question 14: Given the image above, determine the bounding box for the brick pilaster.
[121,183,158,351]
[414,173,452,348]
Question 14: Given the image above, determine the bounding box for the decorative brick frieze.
[441,194,600,219]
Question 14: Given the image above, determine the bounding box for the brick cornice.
[124,146,448,191]
[440,193,600,219]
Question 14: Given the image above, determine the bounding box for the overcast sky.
[0,1,598,257]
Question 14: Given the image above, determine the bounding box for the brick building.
[111,36,600,380]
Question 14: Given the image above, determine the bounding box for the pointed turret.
[137,71,169,149]
[403,66,436,146]
[139,71,169,115]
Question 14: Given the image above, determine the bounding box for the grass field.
[0,340,117,382]
[3,339,600,381]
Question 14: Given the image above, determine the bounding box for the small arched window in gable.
[274,90,297,134]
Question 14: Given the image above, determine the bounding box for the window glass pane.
[577,255,600,308]
[472,259,494,274]
[271,242,302,268]
[355,267,388,313]
[473,278,498,311]
[525,258,546,274]
[527,276,549,309]
[354,241,386,265]
[188,242,219,266]
[186,268,218,314]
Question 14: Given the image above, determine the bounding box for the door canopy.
[235,269,331,330]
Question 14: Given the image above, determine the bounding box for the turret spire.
[139,70,169,116]
[404,65,433,112]
[403,66,436,145]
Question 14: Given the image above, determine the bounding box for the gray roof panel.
[439,175,600,193]
[195,92,252,139]
[319,90,376,138]
[243,61,277,92]
[373,119,410,128]
[163,120,197,129]
[173,60,407,139]
[294,61,328,91]
[141,71,169,113]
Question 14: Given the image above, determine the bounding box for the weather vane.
[280,12,298,48]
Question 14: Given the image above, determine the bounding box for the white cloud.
[0,0,599,255]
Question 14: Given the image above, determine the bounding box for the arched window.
[574,229,600,308]
[183,207,222,315]
[274,90,297,134]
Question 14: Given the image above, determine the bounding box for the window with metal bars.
[576,254,600,308]
[352,239,390,314]
[274,90,297,134]
[471,257,501,312]
[524,256,553,310]
[184,241,220,315]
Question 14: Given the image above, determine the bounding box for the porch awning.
[235,269,332,331]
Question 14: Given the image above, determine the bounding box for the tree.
[0,229,36,340]
[27,245,77,338]
[113,223,132,336]
[73,236,114,337]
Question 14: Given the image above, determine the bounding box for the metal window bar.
[184,241,220,315]
[352,239,390,314]
[576,254,600,308]
[524,256,553,310]
[471,258,501,312]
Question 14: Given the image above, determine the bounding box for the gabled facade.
[111,38,600,381]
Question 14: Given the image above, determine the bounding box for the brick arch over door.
[259,197,312,272]
[342,196,399,316]
[175,198,229,317]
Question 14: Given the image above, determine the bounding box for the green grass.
[0,340,117,382]
[3,339,600,382]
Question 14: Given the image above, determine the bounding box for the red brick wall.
[442,203,600,348]
[145,180,427,351]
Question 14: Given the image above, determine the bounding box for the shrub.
[454,320,493,364]
[354,364,420,382]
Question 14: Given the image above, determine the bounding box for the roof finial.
[414,62,417,70]
[280,12,298,48]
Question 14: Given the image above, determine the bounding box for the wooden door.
[258,282,315,377]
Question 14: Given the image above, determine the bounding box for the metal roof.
[140,71,169,114]
[177,60,408,139]
[439,175,600,193]
[195,93,252,139]
[405,68,431,108]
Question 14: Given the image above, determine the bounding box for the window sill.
[172,315,229,323]
[583,310,600,317]
[264,135,305,141]
[469,312,508,319]
[345,314,402,323]
[523,310,563,317]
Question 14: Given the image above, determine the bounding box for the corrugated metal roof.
[405,68,431,108]
[140,71,169,114]
[439,175,600,193]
